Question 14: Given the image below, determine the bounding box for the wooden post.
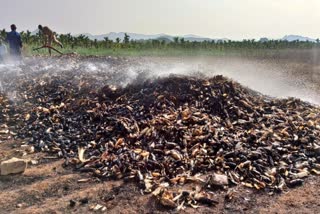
[33,45,63,55]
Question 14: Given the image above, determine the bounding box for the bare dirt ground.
[1,53,320,213]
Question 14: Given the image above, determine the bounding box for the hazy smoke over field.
[0,56,320,105]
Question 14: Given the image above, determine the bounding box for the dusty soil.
[1,54,320,213]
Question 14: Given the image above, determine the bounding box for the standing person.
[5,24,23,59]
[0,38,8,63]
[38,25,63,48]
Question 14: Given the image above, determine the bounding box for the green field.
[25,44,311,58]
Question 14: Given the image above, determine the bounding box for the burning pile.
[3,63,320,209]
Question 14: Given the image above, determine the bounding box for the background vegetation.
[1,29,320,56]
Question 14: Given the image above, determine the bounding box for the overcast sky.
[1,0,319,40]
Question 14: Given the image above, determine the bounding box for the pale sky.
[0,0,319,40]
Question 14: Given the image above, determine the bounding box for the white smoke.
[0,56,319,105]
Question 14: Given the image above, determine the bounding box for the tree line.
[1,29,320,51]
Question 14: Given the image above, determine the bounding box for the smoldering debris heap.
[2,62,320,209]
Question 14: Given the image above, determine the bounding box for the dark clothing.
[5,31,22,56]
